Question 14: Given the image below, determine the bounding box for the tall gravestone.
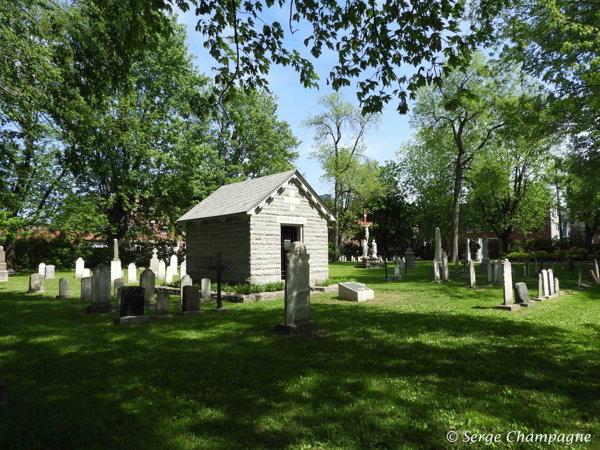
[442,251,450,282]
[200,278,210,302]
[27,274,44,293]
[158,260,166,280]
[153,291,173,319]
[181,275,193,305]
[405,248,416,269]
[170,255,178,274]
[45,265,56,280]
[434,227,442,264]
[113,278,124,298]
[467,261,476,288]
[180,260,187,278]
[86,264,113,314]
[128,263,137,282]
[38,263,46,277]
[81,277,92,302]
[178,285,203,315]
[536,272,544,300]
[150,249,159,275]
[56,278,72,299]
[432,260,441,283]
[496,259,520,311]
[547,269,555,296]
[541,269,550,297]
[476,238,483,262]
[0,246,7,282]
[139,269,156,308]
[110,239,121,288]
[276,242,318,335]
[114,287,149,325]
[465,238,472,264]
[75,257,85,278]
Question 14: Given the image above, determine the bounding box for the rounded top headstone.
[290,241,307,254]
[0,246,3,251]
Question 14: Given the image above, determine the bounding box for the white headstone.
[466,238,472,262]
[111,260,121,287]
[469,261,476,288]
[170,255,178,274]
[548,269,555,295]
[158,260,166,280]
[75,257,85,278]
[83,268,90,277]
[180,260,187,278]
[38,263,46,277]
[165,265,173,284]
[442,251,449,282]
[128,263,137,282]
[503,259,513,304]
[150,249,159,275]
[371,240,377,258]
[432,260,440,282]
[541,269,550,297]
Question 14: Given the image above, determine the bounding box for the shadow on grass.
[1,281,600,450]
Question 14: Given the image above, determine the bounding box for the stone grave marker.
[554,278,561,294]
[200,278,211,302]
[535,272,544,300]
[496,259,520,311]
[150,249,159,275]
[56,278,72,299]
[338,282,375,302]
[405,248,416,268]
[178,285,203,315]
[487,261,493,285]
[113,278,124,299]
[276,242,318,334]
[75,257,85,278]
[81,277,92,302]
[181,275,193,305]
[170,255,178,274]
[139,269,156,308]
[432,260,441,283]
[442,252,449,282]
[110,239,121,287]
[128,263,137,282]
[548,269,555,296]
[514,282,535,307]
[476,238,483,262]
[45,265,56,279]
[86,264,113,314]
[0,246,7,282]
[588,270,598,284]
[114,287,149,325]
[38,263,46,277]
[28,274,44,293]
[165,266,174,284]
[541,269,550,297]
[180,260,187,278]
[158,260,166,280]
[83,268,90,277]
[153,291,173,319]
[467,261,476,288]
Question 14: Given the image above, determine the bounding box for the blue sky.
[173,7,418,194]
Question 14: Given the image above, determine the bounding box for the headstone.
[165,265,174,284]
[595,259,600,280]
[372,240,377,259]
[554,278,560,294]
[434,227,442,263]
[467,261,476,288]
[180,260,187,278]
[548,269,555,296]
[139,269,156,308]
[496,259,520,311]
[38,263,46,277]
[495,260,503,285]
[114,287,149,325]
[83,268,90,277]
[465,238,472,263]
[487,261,493,285]
[432,260,441,283]
[121,269,125,278]
[181,275,193,305]
[276,242,318,334]
[178,285,203,315]
[536,273,544,299]
[442,252,449,282]
[200,278,211,301]
[56,278,72,299]
[75,257,85,278]
[588,270,598,284]
[81,277,92,302]
[113,278,124,298]
[338,282,375,302]
[541,269,550,297]
[128,263,137,282]
[150,249,159,275]
[158,260,166,280]
[391,263,402,281]
[86,264,113,314]
[514,282,536,307]
[405,248,416,268]
[27,273,44,293]
[152,291,173,319]
[0,246,7,282]
[479,236,489,275]
[45,264,55,279]
[111,239,121,287]
[170,254,178,274]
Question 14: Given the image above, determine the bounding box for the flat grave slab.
[338,282,375,302]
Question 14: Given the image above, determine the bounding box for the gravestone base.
[177,311,205,316]
[275,320,319,335]
[152,314,173,319]
[532,296,547,302]
[519,301,536,307]
[85,304,115,314]
[27,288,44,293]
[495,304,521,311]
[55,294,72,299]
[211,307,230,312]
[113,315,150,325]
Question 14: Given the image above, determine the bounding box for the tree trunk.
[501,230,512,254]
[585,227,595,251]
[333,179,340,261]
[451,154,464,263]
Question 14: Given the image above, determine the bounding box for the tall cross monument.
[357,209,373,259]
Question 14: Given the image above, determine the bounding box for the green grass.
[1,262,599,449]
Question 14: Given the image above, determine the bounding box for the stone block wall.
[186,216,251,284]
[249,180,329,285]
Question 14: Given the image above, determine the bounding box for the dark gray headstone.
[140,269,156,307]
[178,285,203,315]
[81,277,92,302]
[119,286,145,317]
[155,291,171,317]
[86,264,113,314]
[514,282,530,303]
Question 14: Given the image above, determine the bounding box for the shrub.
[507,252,528,261]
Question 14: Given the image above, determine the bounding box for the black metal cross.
[206,252,231,309]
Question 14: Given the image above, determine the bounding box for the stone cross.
[357,210,373,259]
[113,239,119,261]
[206,253,231,309]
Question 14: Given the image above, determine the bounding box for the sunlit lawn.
[0,262,599,449]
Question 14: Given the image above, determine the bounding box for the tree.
[302,93,381,260]
[408,54,518,262]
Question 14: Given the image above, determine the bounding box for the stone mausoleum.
[177,169,335,285]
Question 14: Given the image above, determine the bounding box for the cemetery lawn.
[1,264,599,450]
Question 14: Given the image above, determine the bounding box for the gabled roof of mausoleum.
[177,169,336,223]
